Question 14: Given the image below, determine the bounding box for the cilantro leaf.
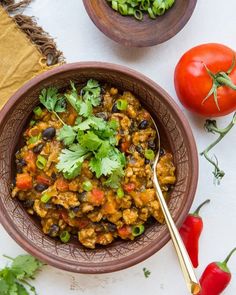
[0,255,43,295]
[79,131,102,151]
[11,255,43,280]
[143,267,151,278]
[16,283,30,295]
[57,125,77,146]
[104,167,125,188]
[0,279,9,294]
[76,116,106,131]
[77,100,93,117]
[82,79,101,107]
[89,157,120,178]
[65,82,81,113]
[56,144,89,179]
[39,87,66,113]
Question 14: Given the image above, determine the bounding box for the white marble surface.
[1,0,236,294]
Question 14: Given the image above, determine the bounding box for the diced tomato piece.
[24,150,36,173]
[36,175,51,185]
[120,141,130,152]
[61,212,89,229]
[118,225,131,239]
[67,110,77,126]
[89,188,105,206]
[16,173,33,190]
[123,183,135,193]
[55,178,69,192]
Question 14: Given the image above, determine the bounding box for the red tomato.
[174,43,236,117]
[89,188,104,206]
[55,178,69,192]
[24,150,36,173]
[36,175,51,185]
[120,141,130,152]
[16,173,33,190]
[118,225,131,239]
[123,183,135,193]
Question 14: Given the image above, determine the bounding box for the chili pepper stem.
[193,199,210,216]
[223,247,236,265]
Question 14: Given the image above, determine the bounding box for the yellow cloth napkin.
[0,6,56,109]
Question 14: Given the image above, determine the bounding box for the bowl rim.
[82,0,198,47]
[0,62,199,273]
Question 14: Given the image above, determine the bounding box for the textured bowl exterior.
[83,0,197,47]
[0,62,198,273]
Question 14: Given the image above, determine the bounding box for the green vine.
[200,112,236,184]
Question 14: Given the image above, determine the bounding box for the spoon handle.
[153,176,201,295]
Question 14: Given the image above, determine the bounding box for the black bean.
[148,140,156,150]
[33,143,44,154]
[45,203,53,209]
[72,206,80,213]
[16,166,23,173]
[135,145,143,153]
[42,127,56,141]
[22,199,34,208]
[95,112,109,121]
[145,159,150,165]
[35,183,48,192]
[51,172,57,181]
[105,222,117,232]
[55,204,64,210]
[49,224,59,237]
[111,103,119,113]
[160,148,165,156]
[78,192,87,202]
[138,120,149,129]
[16,158,27,166]
[101,87,106,94]
[129,121,136,132]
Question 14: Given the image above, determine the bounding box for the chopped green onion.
[106,0,175,21]
[117,187,124,198]
[111,0,118,10]
[82,180,93,192]
[28,134,41,145]
[116,99,128,111]
[132,224,145,237]
[60,231,71,243]
[33,106,43,117]
[36,155,47,170]
[134,9,143,20]
[118,3,128,15]
[41,193,52,203]
[145,149,155,160]
[29,120,36,127]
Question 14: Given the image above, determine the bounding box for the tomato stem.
[202,53,236,110]
[200,112,236,184]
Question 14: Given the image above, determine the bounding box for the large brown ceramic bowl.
[0,62,198,273]
[83,0,197,47]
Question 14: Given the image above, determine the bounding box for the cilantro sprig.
[65,80,101,118]
[0,254,44,295]
[38,79,126,188]
[39,87,66,125]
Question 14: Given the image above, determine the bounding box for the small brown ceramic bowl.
[0,62,198,273]
[83,0,197,47]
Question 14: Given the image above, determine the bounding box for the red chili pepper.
[179,199,210,268]
[199,247,236,295]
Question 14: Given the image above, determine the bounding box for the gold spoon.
[151,118,201,295]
